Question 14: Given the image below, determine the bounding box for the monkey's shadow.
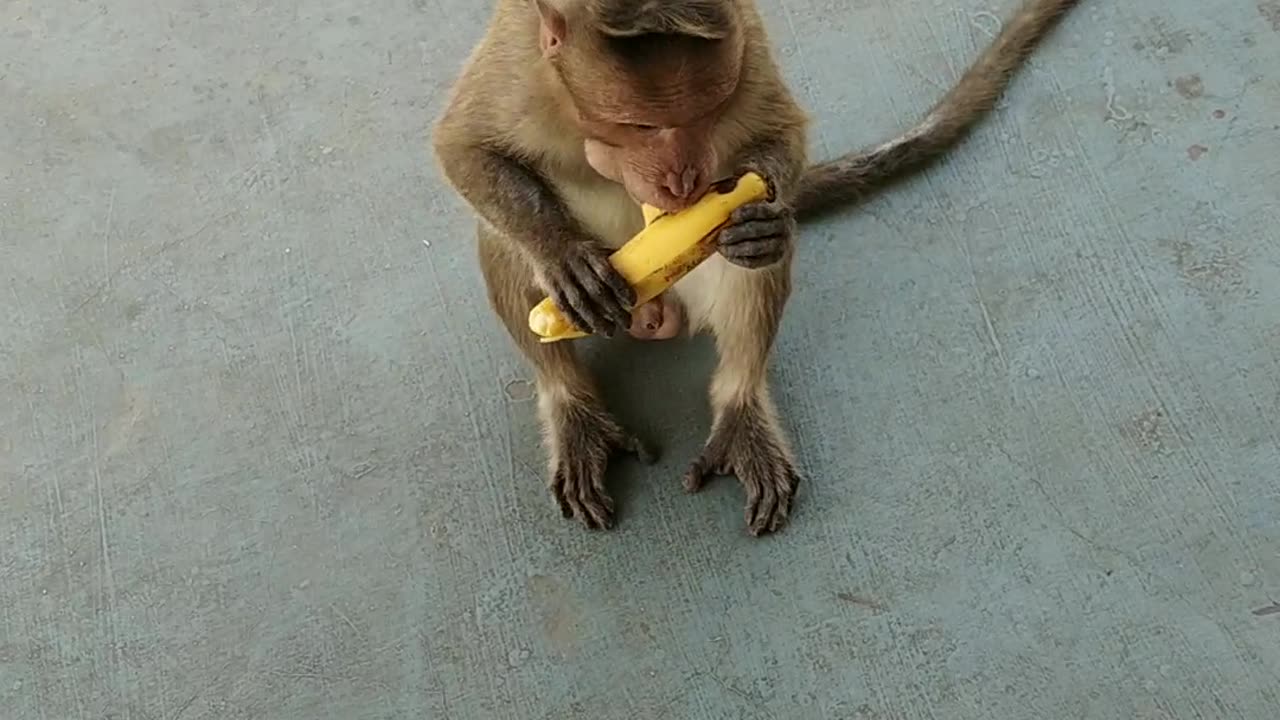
[578,335,718,516]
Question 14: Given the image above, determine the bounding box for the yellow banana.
[527,171,770,342]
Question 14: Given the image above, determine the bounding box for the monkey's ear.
[533,0,568,56]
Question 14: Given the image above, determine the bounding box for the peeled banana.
[527,171,770,343]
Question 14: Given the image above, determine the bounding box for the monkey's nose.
[663,167,699,199]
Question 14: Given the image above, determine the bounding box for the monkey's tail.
[789,0,1080,220]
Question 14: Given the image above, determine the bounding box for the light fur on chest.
[553,174,644,250]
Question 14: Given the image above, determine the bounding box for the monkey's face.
[538,0,744,213]
[576,94,729,213]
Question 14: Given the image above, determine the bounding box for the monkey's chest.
[553,177,645,250]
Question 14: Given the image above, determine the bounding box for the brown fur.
[432,0,1079,534]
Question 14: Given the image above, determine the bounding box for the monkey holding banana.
[432,0,1081,535]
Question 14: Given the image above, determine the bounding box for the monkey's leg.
[680,259,801,536]
[478,227,654,529]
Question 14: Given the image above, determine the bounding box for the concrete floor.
[3,1,1279,717]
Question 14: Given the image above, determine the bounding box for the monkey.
[431,0,1080,535]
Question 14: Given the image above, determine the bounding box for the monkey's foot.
[627,293,684,341]
[683,402,801,536]
[549,401,656,529]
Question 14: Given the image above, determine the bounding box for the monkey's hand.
[684,400,801,536]
[532,240,637,337]
[716,199,795,269]
[550,398,655,530]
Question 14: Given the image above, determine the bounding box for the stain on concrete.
[527,574,579,654]
[503,379,535,402]
[1212,109,1227,119]
[1169,236,1248,294]
[1186,144,1209,160]
[1173,74,1204,99]
[1259,1,1280,31]
[1147,18,1194,54]
[103,385,148,458]
[1121,408,1169,452]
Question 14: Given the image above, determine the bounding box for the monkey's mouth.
[634,173,759,216]
[632,187,703,215]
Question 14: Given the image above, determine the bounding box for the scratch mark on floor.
[74,354,116,606]
[1251,601,1280,617]
[1103,65,1133,123]
[955,234,1008,370]
[332,604,364,638]
[72,211,234,315]
[101,187,116,288]
[169,691,199,720]
[836,591,888,612]
[707,670,779,720]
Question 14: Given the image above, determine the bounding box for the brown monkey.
[432,0,1079,534]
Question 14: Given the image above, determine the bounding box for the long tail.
[789,0,1081,220]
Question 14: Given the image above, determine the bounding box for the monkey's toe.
[618,432,658,465]
[682,449,732,493]
[682,457,713,493]
[742,462,799,536]
[548,403,654,530]
[551,466,615,530]
[685,403,802,535]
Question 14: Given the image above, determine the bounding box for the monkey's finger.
[551,473,574,519]
[615,433,657,465]
[588,254,637,309]
[577,485,614,530]
[781,471,800,524]
[742,477,766,534]
[769,475,794,533]
[725,254,784,270]
[720,241,784,269]
[579,491,613,530]
[549,284,596,337]
[586,265,637,332]
[570,262,630,332]
[720,220,789,246]
[719,237,781,257]
[560,275,617,337]
[682,457,714,493]
[569,454,614,530]
[729,201,784,224]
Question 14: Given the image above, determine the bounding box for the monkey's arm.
[716,122,807,268]
[433,135,635,336]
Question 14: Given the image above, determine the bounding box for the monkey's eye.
[626,123,658,131]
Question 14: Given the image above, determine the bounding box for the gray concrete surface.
[3,1,1279,717]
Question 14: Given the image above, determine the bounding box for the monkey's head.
[535,0,744,212]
